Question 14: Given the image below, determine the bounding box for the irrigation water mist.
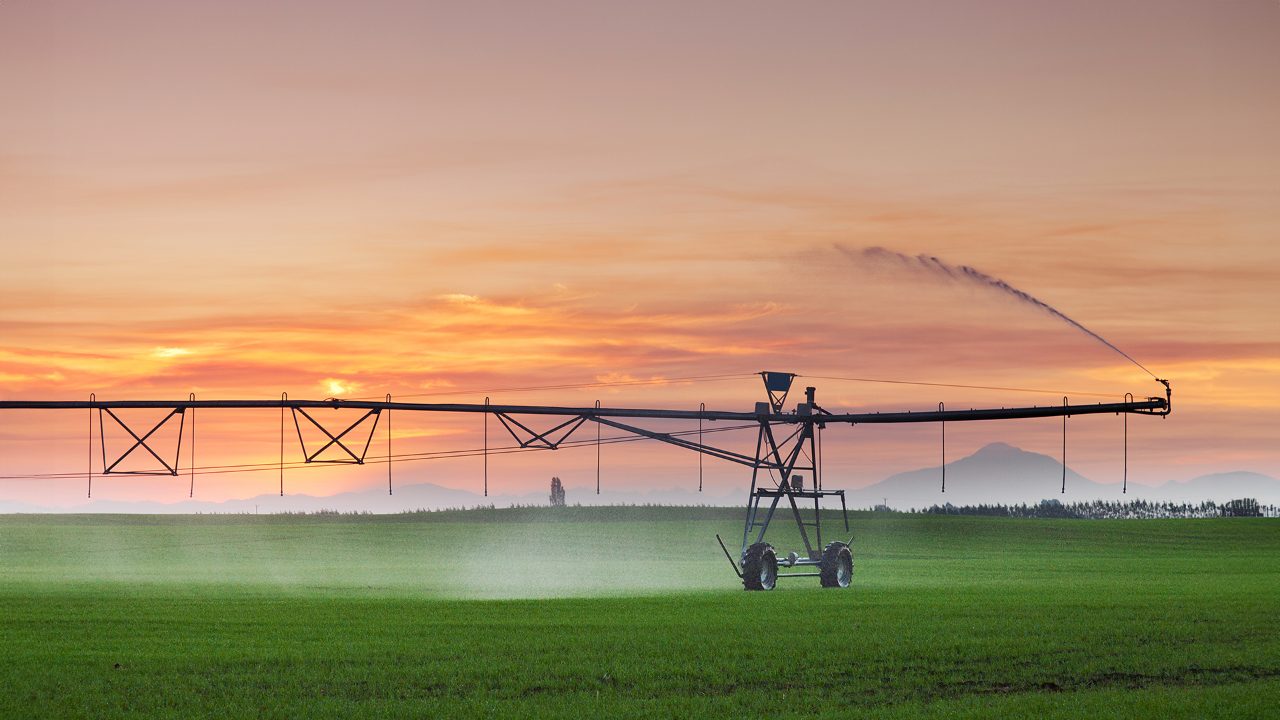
[841,244,1158,379]
[3,511,737,600]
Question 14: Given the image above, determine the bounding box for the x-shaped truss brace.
[758,421,812,487]
[98,407,186,476]
[493,412,589,449]
[291,406,382,464]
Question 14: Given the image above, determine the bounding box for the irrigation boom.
[0,373,1171,590]
[0,396,1169,421]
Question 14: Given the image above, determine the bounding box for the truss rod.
[589,415,766,468]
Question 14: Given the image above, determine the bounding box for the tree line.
[917,498,1273,519]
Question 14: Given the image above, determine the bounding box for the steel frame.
[494,412,589,450]
[98,407,187,476]
[0,375,1171,588]
[737,384,850,574]
[290,405,383,464]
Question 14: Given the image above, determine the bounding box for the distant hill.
[1132,471,1280,505]
[839,440,1280,507]
[845,442,1101,509]
[845,443,1280,509]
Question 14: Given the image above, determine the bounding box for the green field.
[1,507,1277,718]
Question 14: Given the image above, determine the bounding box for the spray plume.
[842,245,1157,379]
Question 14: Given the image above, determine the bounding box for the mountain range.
[2,442,1276,513]
[842,442,1279,509]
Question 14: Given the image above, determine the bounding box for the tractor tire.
[742,542,778,591]
[819,541,853,588]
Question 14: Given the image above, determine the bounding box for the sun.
[321,378,357,396]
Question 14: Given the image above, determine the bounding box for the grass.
[1,507,1277,718]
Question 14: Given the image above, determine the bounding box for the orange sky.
[1,1,1278,506]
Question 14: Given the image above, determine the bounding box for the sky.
[1,0,1277,507]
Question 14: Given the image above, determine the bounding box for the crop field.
[1,507,1277,718]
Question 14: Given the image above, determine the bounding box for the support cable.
[97,405,106,483]
[595,399,601,495]
[698,402,704,492]
[940,401,946,493]
[802,374,1114,399]
[189,393,196,498]
[1123,393,1132,494]
[0,422,766,481]
[1061,396,1068,494]
[279,391,286,497]
[386,394,393,496]
[349,372,754,401]
[87,393,94,498]
[483,397,489,497]
[816,422,823,491]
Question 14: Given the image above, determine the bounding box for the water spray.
[842,245,1160,380]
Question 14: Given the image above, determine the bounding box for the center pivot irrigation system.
[0,373,1171,590]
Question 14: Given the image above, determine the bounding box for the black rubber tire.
[819,541,853,588]
[742,542,778,591]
